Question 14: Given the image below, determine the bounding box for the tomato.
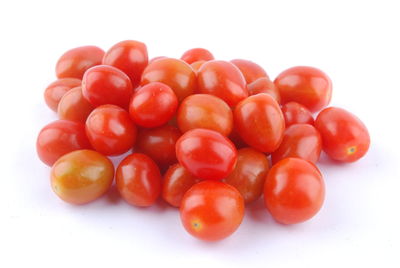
[234,93,285,153]
[177,94,233,136]
[56,46,104,79]
[162,163,201,207]
[141,58,196,101]
[129,82,178,128]
[176,129,237,180]
[264,158,325,224]
[180,180,244,241]
[85,104,137,156]
[224,148,270,204]
[44,78,81,111]
[51,150,114,204]
[274,66,332,112]
[102,40,148,88]
[82,65,133,109]
[116,153,161,207]
[37,120,91,166]
[181,48,214,64]
[197,60,248,107]
[315,107,370,162]
[149,56,167,64]
[281,102,314,127]
[58,86,94,123]
[247,77,280,103]
[190,60,206,72]
[271,124,322,164]
[231,59,269,84]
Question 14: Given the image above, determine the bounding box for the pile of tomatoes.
[37,40,370,241]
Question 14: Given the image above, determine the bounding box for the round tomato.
[44,78,82,111]
[281,102,314,127]
[231,59,269,84]
[247,77,280,103]
[181,48,214,64]
[58,86,94,123]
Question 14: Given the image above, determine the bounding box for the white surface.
[1,0,399,267]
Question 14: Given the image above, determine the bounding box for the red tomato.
[190,60,206,72]
[231,59,269,84]
[149,56,167,64]
[129,82,178,128]
[247,77,281,103]
[82,65,133,109]
[102,40,148,88]
[44,78,81,111]
[56,46,104,79]
[177,94,233,136]
[85,104,137,156]
[224,148,270,203]
[116,153,161,207]
[176,129,237,180]
[274,66,332,112]
[37,120,91,166]
[315,107,370,162]
[281,102,314,127]
[181,48,214,64]
[180,180,244,241]
[58,86,94,123]
[234,93,285,153]
[264,158,325,224]
[197,60,248,107]
[51,150,114,204]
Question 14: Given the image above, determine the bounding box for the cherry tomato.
[44,78,81,111]
[190,60,206,72]
[129,82,178,128]
[56,46,104,79]
[274,66,332,112]
[141,58,196,101]
[51,149,114,204]
[116,153,161,207]
[234,93,285,153]
[37,120,91,166]
[231,59,269,84]
[82,65,133,109]
[281,102,314,127]
[197,60,248,107]
[181,48,214,64]
[162,163,201,207]
[224,148,270,204]
[176,129,237,180]
[315,107,370,162]
[177,94,233,136]
[85,104,137,156]
[264,158,325,224]
[180,180,244,241]
[149,56,167,64]
[247,77,281,103]
[102,40,148,88]
[58,86,94,123]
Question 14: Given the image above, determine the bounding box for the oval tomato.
[231,59,269,84]
[44,78,82,111]
[181,48,214,64]
[58,86,94,123]
[281,102,314,127]
[247,77,280,103]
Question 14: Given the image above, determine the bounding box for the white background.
[1,0,399,267]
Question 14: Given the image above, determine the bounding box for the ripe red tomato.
[44,78,82,111]
[247,77,281,103]
[234,93,285,153]
[315,107,370,162]
[85,104,137,156]
[141,58,196,101]
[177,94,233,136]
[190,60,206,72]
[56,46,104,79]
[281,102,314,127]
[51,150,114,204]
[274,66,332,112]
[197,60,248,107]
[180,180,244,241]
[129,82,178,128]
[58,86,94,123]
[176,129,237,180]
[82,65,133,109]
[264,158,325,224]
[102,40,148,88]
[181,48,214,64]
[116,153,161,207]
[231,59,269,84]
[37,120,91,166]
[224,148,270,203]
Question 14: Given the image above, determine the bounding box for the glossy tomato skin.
[191,60,206,72]
[56,46,104,79]
[231,59,269,84]
[58,86,94,123]
[274,66,332,112]
[181,48,214,64]
[234,93,285,153]
[264,158,325,224]
[82,65,133,109]
[315,107,370,162]
[197,60,248,107]
[177,94,233,136]
[37,120,91,166]
[44,78,82,111]
[102,40,148,88]
[116,153,162,207]
[282,102,314,127]
[180,180,244,241]
[129,82,178,128]
[247,77,281,103]
[224,148,270,204]
[149,56,167,64]
[141,58,196,102]
[51,150,114,205]
[176,129,237,180]
[85,105,137,156]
